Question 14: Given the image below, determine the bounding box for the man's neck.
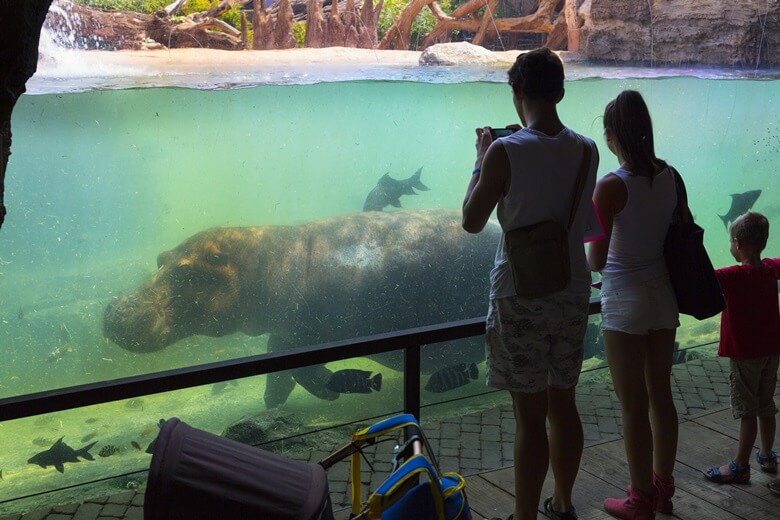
[524,104,564,137]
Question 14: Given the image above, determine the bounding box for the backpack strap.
[669,166,693,224]
[566,138,593,231]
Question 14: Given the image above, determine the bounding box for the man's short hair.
[507,48,564,102]
[730,211,769,253]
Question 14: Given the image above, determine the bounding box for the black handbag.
[504,140,591,299]
[664,167,725,319]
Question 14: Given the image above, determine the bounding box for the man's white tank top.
[600,166,677,292]
[490,127,598,299]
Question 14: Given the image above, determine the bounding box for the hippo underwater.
[103,208,501,407]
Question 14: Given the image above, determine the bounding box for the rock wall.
[581,0,780,66]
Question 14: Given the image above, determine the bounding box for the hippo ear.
[209,252,229,266]
[157,251,172,269]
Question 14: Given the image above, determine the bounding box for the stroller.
[145,414,470,520]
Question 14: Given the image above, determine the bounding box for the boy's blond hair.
[729,211,769,253]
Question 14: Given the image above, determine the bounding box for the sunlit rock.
[419,42,506,66]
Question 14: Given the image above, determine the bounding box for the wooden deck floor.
[465,407,779,520]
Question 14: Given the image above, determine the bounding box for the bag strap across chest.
[565,139,593,230]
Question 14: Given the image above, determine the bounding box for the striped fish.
[425,363,478,393]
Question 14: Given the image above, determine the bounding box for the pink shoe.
[652,473,674,514]
[604,485,656,520]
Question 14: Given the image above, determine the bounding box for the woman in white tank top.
[588,90,680,520]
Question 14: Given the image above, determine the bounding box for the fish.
[363,167,429,211]
[325,369,382,394]
[27,437,97,473]
[80,432,98,443]
[98,444,119,457]
[130,441,142,451]
[46,343,73,362]
[425,363,479,393]
[17,307,23,320]
[32,437,55,447]
[145,418,166,454]
[718,190,761,227]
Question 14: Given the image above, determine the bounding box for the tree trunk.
[563,0,579,51]
[327,0,347,47]
[305,0,326,48]
[342,0,361,47]
[252,0,274,49]
[471,0,499,46]
[422,0,560,50]
[274,0,296,48]
[379,0,434,50]
[357,0,382,48]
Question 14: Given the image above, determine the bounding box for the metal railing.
[0,300,602,423]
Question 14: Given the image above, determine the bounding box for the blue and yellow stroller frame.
[320,414,471,520]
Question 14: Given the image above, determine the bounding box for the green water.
[0,72,777,511]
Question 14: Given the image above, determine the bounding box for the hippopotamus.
[103,208,501,407]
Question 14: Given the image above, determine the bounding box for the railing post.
[403,343,422,420]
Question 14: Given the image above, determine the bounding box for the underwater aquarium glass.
[4,73,778,400]
[0,29,779,513]
[0,363,403,515]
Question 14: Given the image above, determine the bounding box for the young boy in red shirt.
[704,211,780,483]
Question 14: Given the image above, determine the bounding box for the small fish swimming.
[28,437,97,473]
[33,437,56,447]
[719,190,761,227]
[145,418,166,454]
[131,441,142,451]
[363,167,429,211]
[425,363,479,393]
[326,369,382,394]
[80,432,98,443]
[98,444,119,457]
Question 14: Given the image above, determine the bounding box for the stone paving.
[0,356,738,520]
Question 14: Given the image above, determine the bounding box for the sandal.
[768,479,780,496]
[756,450,778,474]
[543,497,578,520]
[704,460,750,484]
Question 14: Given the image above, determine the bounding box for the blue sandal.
[756,450,778,474]
[704,460,750,484]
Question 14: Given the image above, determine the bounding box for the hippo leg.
[263,334,298,408]
[292,365,339,402]
[264,371,296,409]
[263,335,339,406]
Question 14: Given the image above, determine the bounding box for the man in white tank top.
[462,48,598,520]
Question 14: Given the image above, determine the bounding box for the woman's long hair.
[603,90,663,179]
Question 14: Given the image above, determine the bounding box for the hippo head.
[103,228,248,352]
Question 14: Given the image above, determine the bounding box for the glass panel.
[5,76,777,399]
[0,359,401,515]
[419,337,488,410]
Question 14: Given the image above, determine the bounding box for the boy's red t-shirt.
[715,258,780,359]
